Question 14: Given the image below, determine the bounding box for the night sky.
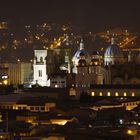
[0,0,140,30]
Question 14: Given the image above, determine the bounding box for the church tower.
[33,50,50,86]
[89,51,103,84]
[75,52,89,87]
[72,39,89,73]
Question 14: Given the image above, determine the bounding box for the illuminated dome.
[73,40,88,59]
[78,59,87,67]
[74,50,85,58]
[72,39,89,65]
[104,38,124,66]
[104,44,123,58]
[72,39,90,73]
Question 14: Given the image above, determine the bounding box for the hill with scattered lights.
[0,21,139,62]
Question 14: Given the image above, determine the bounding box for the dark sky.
[0,0,140,30]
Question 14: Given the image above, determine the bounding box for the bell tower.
[33,50,50,86]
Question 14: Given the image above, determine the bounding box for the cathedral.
[104,37,140,85]
[73,37,140,86]
[32,37,140,88]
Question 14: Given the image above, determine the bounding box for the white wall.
[33,50,50,86]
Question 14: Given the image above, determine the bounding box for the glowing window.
[99,92,103,96]
[124,92,127,97]
[94,61,98,65]
[132,92,135,97]
[115,92,119,96]
[107,92,111,96]
[91,92,95,96]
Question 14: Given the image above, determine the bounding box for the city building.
[32,48,71,87]
[75,51,104,88]
[50,73,67,88]
[0,92,56,112]
[0,62,32,85]
[104,37,140,85]
[72,37,140,98]
[33,50,50,86]
[50,73,75,88]
[76,84,139,97]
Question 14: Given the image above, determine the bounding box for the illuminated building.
[0,63,32,85]
[73,36,140,98]
[75,51,104,88]
[72,39,90,73]
[33,50,50,86]
[75,84,140,99]
[103,36,140,85]
[0,95,56,112]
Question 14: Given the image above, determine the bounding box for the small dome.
[73,40,89,60]
[73,49,88,59]
[104,44,123,58]
[78,59,87,67]
[91,51,100,59]
[92,51,99,56]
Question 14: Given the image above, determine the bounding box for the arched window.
[132,92,135,97]
[115,92,119,96]
[40,57,43,63]
[124,92,127,97]
[107,91,111,96]
[91,92,95,96]
[99,92,103,96]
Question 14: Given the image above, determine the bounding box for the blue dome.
[73,50,88,59]
[92,51,99,55]
[104,44,123,57]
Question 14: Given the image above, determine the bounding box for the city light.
[0,2,139,139]
[3,80,8,85]
[127,129,137,135]
[127,130,132,135]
